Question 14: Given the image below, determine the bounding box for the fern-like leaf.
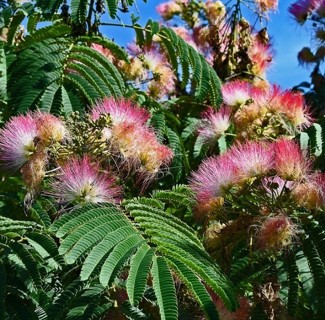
[9,242,43,290]
[47,279,86,320]
[158,26,222,107]
[99,233,144,287]
[303,237,325,313]
[7,26,125,114]
[152,256,178,320]
[127,244,155,306]
[167,257,219,319]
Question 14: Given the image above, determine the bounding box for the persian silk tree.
[1,0,325,319]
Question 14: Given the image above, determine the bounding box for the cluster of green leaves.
[0,193,238,319]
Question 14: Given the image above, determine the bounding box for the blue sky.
[102,0,312,89]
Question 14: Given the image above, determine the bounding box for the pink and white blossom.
[222,80,252,108]
[274,139,311,180]
[91,98,150,125]
[190,154,238,211]
[0,114,38,171]
[229,141,274,179]
[52,156,122,204]
[256,215,297,250]
[198,106,232,143]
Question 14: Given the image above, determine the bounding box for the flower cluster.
[102,44,176,100]
[190,139,325,250]
[0,112,67,189]
[156,0,276,83]
[198,80,312,143]
[91,98,173,184]
[0,99,173,205]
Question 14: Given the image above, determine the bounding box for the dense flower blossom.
[190,154,238,213]
[51,156,122,204]
[136,129,174,174]
[112,122,173,181]
[120,57,147,82]
[229,141,274,179]
[142,49,176,98]
[292,173,325,209]
[0,114,38,171]
[123,44,176,99]
[34,112,67,144]
[21,152,47,189]
[222,80,312,139]
[221,80,253,108]
[91,43,115,62]
[91,98,150,125]
[198,106,232,143]
[247,35,273,77]
[256,215,297,250]
[91,98,173,182]
[267,86,312,128]
[274,139,311,180]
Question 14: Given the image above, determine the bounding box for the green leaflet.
[80,226,137,280]
[47,280,85,319]
[71,0,89,23]
[302,237,325,314]
[9,242,43,290]
[127,244,155,306]
[99,233,144,287]
[52,203,237,317]
[152,256,178,320]
[167,257,219,320]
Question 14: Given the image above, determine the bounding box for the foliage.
[1,0,325,319]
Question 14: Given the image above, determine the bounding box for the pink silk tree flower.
[52,156,122,205]
[198,106,232,143]
[0,114,38,171]
[256,215,298,250]
[229,141,274,180]
[222,80,252,108]
[291,172,325,209]
[190,154,238,213]
[274,138,311,180]
[34,112,67,144]
[91,98,150,126]
[267,86,312,129]
[247,35,273,77]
